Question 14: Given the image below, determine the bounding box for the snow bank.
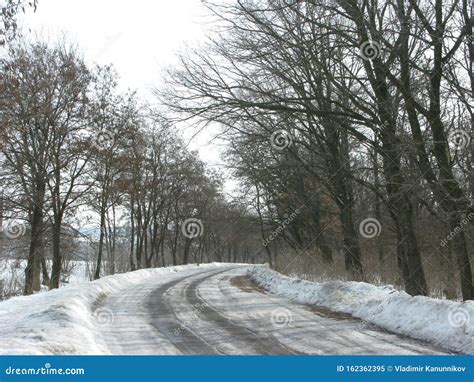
[248,266,473,354]
[0,263,228,355]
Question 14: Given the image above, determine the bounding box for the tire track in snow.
[147,268,225,355]
[185,269,303,355]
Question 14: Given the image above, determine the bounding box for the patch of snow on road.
[249,265,473,354]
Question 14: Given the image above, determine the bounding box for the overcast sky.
[22,0,207,92]
[20,0,234,192]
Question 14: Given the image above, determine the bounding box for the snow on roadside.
[248,265,473,354]
[0,263,229,355]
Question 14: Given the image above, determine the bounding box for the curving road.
[95,265,448,355]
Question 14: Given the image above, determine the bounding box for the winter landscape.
[0,0,473,358]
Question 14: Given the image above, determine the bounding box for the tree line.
[0,40,261,296]
[160,0,473,301]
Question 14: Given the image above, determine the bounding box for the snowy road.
[94,265,448,355]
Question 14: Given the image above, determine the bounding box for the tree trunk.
[324,119,363,277]
[24,190,44,295]
[32,249,41,291]
[443,239,458,300]
[379,123,428,296]
[41,255,50,287]
[109,205,116,275]
[129,200,136,271]
[24,181,46,295]
[94,204,106,280]
[394,224,410,288]
[50,221,62,289]
[310,203,333,264]
[392,194,428,296]
[448,216,473,300]
[182,237,192,265]
[160,229,166,267]
[340,206,364,281]
[255,184,273,267]
[373,144,385,279]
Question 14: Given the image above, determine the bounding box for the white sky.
[20,0,236,194]
[22,0,206,92]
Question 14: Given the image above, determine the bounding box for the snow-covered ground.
[0,263,465,355]
[0,263,233,354]
[249,266,473,354]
